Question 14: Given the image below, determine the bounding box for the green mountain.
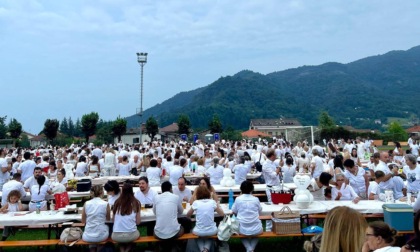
[126,45,420,130]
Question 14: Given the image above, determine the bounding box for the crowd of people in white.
[1,135,420,251]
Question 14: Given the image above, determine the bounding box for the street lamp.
[136,52,148,144]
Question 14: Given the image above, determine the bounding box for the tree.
[68,117,75,136]
[43,119,60,143]
[318,111,336,129]
[81,112,99,143]
[145,116,159,140]
[0,116,7,139]
[112,116,127,142]
[8,118,22,146]
[96,124,114,145]
[387,121,408,141]
[177,114,191,136]
[75,118,82,137]
[208,114,223,134]
[60,117,69,135]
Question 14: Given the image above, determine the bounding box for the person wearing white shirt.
[0,149,11,191]
[403,154,420,193]
[23,167,43,191]
[187,186,225,252]
[233,157,250,185]
[410,140,419,157]
[362,221,401,252]
[1,173,26,207]
[331,174,360,203]
[262,149,280,232]
[28,176,51,211]
[232,181,263,252]
[206,158,224,185]
[111,183,141,251]
[343,139,355,154]
[91,147,103,160]
[310,149,324,179]
[281,157,296,183]
[134,177,158,205]
[203,149,213,169]
[146,159,161,187]
[173,177,192,203]
[168,159,184,186]
[17,152,36,182]
[343,159,369,199]
[153,181,184,241]
[82,185,110,244]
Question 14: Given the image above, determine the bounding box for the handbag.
[217,215,239,241]
[60,227,83,246]
[54,191,70,210]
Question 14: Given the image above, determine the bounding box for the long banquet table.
[0,200,397,227]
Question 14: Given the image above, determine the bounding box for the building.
[115,124,161,145]
[249,118,302,137]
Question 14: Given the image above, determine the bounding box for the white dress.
[191,199,218,236]
[117,163,130,176]
[232,194,263,235]
[88,164,99,178]
[146,167,161,186]
[83,197,109,242]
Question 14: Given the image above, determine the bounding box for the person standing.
[17,152,36,182]
[262,149,280,232]
[0,148,11,191]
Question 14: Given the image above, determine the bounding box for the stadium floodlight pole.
[137,52,148,145]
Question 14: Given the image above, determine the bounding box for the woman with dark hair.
[187,186,224,252]
[112,183,141,252]
[232,181,263,252]
[55,168,68,187]
[29,175,51,211]
[362,221,400,251]
[350,147,362,167]
[281,156,296,183]
[190,178,218,204]
[104,180,120,208]
[333,155,345,175]
[146,159,161,186]
[393,142,404,163]
[116,156,130,176]
[88,155,101,178]
[402,210,420,252]
[75,155,88,177]
[48,161,58,179]
[82,185,110,250]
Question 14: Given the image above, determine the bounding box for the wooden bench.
[60,231,307,246]
[1,230,413,248]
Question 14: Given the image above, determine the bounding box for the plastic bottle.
[192,164,196,174]
[50,200,55,211]
[36,202,41,214]
[228,189,234,210]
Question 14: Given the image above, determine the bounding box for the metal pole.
[139,63,144,144]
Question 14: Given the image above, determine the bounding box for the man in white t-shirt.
[310,149,324,179]
[172,177,192,203]
[0,149,11,191]
[168,159,184,186]
[1,173,27,206]
[410,140,420,157]
[23,167,43,191]
[134,176,157,205]
[153,181,185,243]
[17,152,36,182]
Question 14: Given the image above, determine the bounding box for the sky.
[1,0,420,134]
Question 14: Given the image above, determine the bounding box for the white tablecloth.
[0,200,396,226]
